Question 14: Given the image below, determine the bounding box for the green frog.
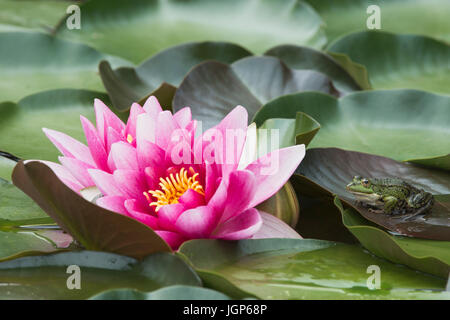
[346,176,434,218]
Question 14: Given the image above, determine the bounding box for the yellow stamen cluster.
[126,134,134,144]
[143,167,204,212]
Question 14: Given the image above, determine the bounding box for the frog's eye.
[361,179,370,187]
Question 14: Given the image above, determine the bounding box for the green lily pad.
[0,0,68,32]
[294,148,450,240]
[55,0,326,64]
[0,229,61,262]
[0,89,110,161]
[0,251,201,299]
[334,197,450,278]
[91,285,230,300]
[265,45,368,92]
[179,238,449,299]
[304,0,450,44]
[253,90,450,170]
[12,160,171,259]
[0,31,130,102]
[100,41,252,111]
[0,179,51,224]
[0,155,16,181]
[173,57,337,129]
[328,31,450,95]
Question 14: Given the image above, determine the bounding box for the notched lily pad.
[179,238,449,299]
[99,42,252,111]
[173,56,337,129]
[295,148,450,240]
[265,44,368,92]
[55,0,326,63]
[253,89,450,171]
[12,160,171,259]
[0,251,201,299]
[328,31,450,95]
[334,197,450,278]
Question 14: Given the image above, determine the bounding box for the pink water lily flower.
[42,97,305,249]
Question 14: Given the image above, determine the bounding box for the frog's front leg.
[382,196,398,214]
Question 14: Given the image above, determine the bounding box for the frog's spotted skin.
[345,176,434,219]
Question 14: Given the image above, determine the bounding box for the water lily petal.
[88,169,123,196]
[42,128,95,166]
[178,188,206,209]
[137,139,165,170]
[136,113,156,144]
[175,205,218,238]
[252,211,302,239]
[156,111,178,149]
[246,144,306,208]
[113,169,147,201]
[94,98,125,145]
[96,195,128,216]
[173,107,192,128]
[124,199,158,229]
[143,95,163,118]
[59,156,95,188]
[109,141,138,171]
[213,208,262,240]
[40,160,83,192]
[155,230,186,250]
[124,102,145,145]
[157,203,185,231]
[106,127,123,154]
[221,170,256,223]
[80,116,109,171]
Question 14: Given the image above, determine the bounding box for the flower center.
[143,167,205,212]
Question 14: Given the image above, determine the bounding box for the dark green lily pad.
[99,42,252,111]
[0,251,201,299]
[265,45,368,92]
[12,161,171,259]
[173,57,337,129]
[334,197,450,278]
[55,0,326,64]
[253,90,450,171]
[90,285,230,300]
[0,32,129,102]
[179,239,449,299]
[295,148,450,241]
[0,89,108,161]
[328,31,450,95]
[304,0,450,44]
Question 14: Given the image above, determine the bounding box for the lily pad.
[100,41,252,111]
[91,285,230,300]
[0,32,130,102]
[334,197,450,278]
[265,45,368,92]
[0,89,109,161]
[179,238,449,299]
[294,148,450,240]
[253,90,450,170]
[0,0,68,32]
[55,0,326,64]
[0,154,16,181]
[173,57,336,129]
[12,160,171,259]
[304,0,450,44]
[328,31,450,95]
[0,251,201,299]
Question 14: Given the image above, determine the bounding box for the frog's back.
[370,177,416,198]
